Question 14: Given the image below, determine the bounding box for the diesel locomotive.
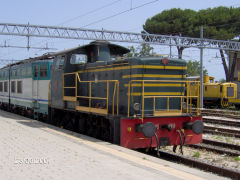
[0,41,203,150]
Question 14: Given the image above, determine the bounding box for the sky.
[0,0,239,80]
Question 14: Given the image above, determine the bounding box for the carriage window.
[19,69,22,77]
[56,56,65,69]
[34,66,39,78]
[17,81,22,93]
[27,66,31,76]
[11,81,15,93]
[4,82,8,92]
[0,82,3,92]
[70,54,87,64]
[40,65,47,77]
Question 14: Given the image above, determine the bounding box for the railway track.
[203,117,240,127]
[200,108,240,119]
[203,139,240,151]
[144,149,240,179]
[204,125,240,138]
[189,139,240,157]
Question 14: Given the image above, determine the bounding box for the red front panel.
[121,116,202,149]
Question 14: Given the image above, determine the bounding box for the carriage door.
[32,64,39,119]
[50,55,65,109]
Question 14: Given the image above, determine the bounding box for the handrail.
[127,80,201,118]
[63,73,77,101]
[63,72,119,116]
[76,74,119,116]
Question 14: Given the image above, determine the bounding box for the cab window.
[70,54,87,64]
[40,65,47,78]
[55,56,65,70]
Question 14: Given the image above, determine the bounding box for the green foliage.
[219,78,226,83]
[234,156,240,161]
[143,6,240,40]
[126,43,154,57]
[192,152,201,158]
[196,6,240,40]
[143,8,197,37]
[187,60,208,76]
[142,6,240,61]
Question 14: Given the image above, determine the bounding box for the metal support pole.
[200,26,204,108]
[169,35,172,58]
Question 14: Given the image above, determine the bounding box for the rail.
[127,80,200,118]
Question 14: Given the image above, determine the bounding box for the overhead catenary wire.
[81,0,160,28]
[0,0,124,59]
[57,0,122,26]
[26,0,160,58]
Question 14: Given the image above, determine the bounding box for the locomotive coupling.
[182,120,204,135]
[135,122,156,138]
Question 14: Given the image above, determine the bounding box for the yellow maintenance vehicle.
[188,76,237,108]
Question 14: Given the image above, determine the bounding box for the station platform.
[0,110,227,180]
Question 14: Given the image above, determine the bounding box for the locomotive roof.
[53,40,130,56]
[0,53,55,69]
[1,41,130,69]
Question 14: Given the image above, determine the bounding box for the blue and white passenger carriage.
[0,55,53,120]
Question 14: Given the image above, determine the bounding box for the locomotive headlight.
[133,103,140,111]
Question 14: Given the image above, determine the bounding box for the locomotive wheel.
[221,99,229,108]
[58,114,74,131]
[235,104,240,110]
[78,116,85,134]
[65,116,75,131]
[86,115,94,137]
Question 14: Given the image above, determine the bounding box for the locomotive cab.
[50,41,129,110]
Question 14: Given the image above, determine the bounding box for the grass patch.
[215,136,223,141]
[225,137,231,143]
[234,156,240,161]
[192,152,201,158]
